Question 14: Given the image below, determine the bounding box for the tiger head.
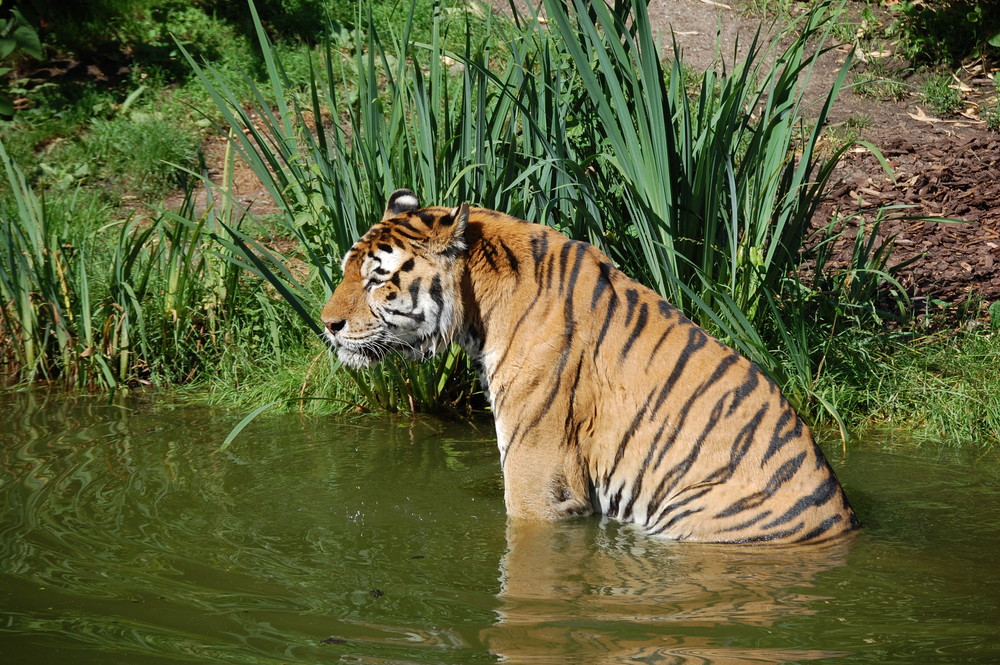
[321,190,469,369]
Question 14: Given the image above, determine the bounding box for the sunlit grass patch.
[846,332,1000,446]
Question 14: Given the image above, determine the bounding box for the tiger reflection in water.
[483,519,853,664]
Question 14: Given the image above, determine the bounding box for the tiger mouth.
[337,345,383,369]
[322,333,381,369]
[328,331,438,368]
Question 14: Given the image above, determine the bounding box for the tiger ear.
[426,202,469,256]
[382,189,420,222]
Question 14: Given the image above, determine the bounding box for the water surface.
[1,393,998,664]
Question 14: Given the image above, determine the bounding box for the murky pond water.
[1,393,998,664]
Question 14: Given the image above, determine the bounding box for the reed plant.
[185,0,907,424]
[182,1,591,411]
[1,139,83,384]
[0,134,290,389]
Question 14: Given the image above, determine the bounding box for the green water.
[1,393,998,664]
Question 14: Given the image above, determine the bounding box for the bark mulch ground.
[816,134,1000,316]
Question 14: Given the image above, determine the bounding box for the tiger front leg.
[501,443,592,520]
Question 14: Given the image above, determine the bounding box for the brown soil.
[816,133,1000,312]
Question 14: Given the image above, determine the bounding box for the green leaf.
[989,301,1000,330]
[218,399,287,451]
[12,25,42,60]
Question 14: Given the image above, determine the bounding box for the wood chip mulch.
[813,134,1000,315]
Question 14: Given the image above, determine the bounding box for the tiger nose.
[325,319,346,334]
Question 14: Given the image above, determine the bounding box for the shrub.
[893,1,1000,65]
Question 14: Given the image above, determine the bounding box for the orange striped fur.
[321,190,858,543]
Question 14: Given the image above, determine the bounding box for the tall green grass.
[182,1,597,411]
[539,0,882,397]
[182,0,907,422]
[841,331,1000,446]
[0,136,291,389]
[1,139,81,383]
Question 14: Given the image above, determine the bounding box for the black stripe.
[713,449,803,520]
[651,394,729,505]
[657,486,713,517]
[383,307,425,324]
[715,493,769,519]
[734,521,805,543]
[564,243,587,303]
[593,291,619,359]
[761,408,804,466]
[728,365,761,415]
[530,232,549,280]
[416,210,440,227]
[765,450,806,494]
[544,253,555,291]
[557,242,575,296]
[394,217,420,232]
[649,507,704,536]
[429,275,444,312]
[647,324,675,366]
[513,359,566,449]
[509,342,583,456]
[694,400,770,490]
[490,279,548,378]
[480,237,499,271]
[606,483,624,516]
[392,227,422,241]
[761,475,839,529]
[399,258,415,272]
[620,302,649,360]
[607,397,653,479]
[718,508,773,532]
[623,288,639,326]
[498,239,520,275]
[727,402,769,470]
[591,261,615,308]
[645,353,742,516]
[563,358,585,434]
[795,514,843,542]
[407,276,423,304]
[650,327,709,418]
[623,418,673,520]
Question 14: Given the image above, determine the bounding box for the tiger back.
[321,190,859,544]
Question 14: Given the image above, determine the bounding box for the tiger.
[321,189,859,544]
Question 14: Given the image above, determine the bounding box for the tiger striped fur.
[321,190,859,544]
